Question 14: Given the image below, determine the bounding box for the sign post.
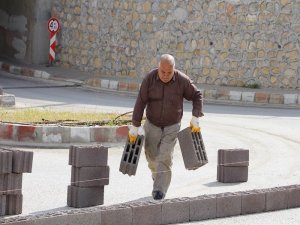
[47,17,60,65]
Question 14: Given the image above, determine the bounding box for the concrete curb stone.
[0,185,299,224]
[0,122,128,146]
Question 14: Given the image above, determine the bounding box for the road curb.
[0,184,299,225]
[0,122,129,147]
[1,60,300,108]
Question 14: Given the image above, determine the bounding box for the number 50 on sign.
[47,17,60,63]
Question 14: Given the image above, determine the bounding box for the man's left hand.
[190,116,201,133]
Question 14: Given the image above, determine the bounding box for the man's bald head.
[158,54,175,83]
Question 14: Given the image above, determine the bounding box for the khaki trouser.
[144,119,181,195]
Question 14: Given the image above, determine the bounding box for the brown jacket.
[132,68,203,127]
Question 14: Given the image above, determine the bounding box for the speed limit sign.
[48,17,60,34]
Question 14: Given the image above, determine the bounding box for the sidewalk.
[0,57,300,108]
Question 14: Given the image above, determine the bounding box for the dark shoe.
[152,190,165,200]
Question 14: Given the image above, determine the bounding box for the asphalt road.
[1,72,300,224]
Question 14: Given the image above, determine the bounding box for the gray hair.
[160,54,175,68]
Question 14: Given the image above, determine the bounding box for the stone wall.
[52,0,300,89]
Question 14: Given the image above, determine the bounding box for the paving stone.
[71,166,109,187]
[0,148,33,173]
[6,194,23,215]
[287,185,300,208]
[129,200,162,225]
[216,192,242,218]
[70,127,90,143]
[217,165,248,183]
[0,174,22,195]
[69,145,108,167]
[283,94,298,104]
[109,80,118,90]
[119,135,144,176]
[242,92,255,102]
[189,194,217,221]
[100,204,132,225]
[240,190,266,214]
[67,185,104,208]
[204,89,217,99]
[177,127,208,170]
[216,89,230,100]
[255,92,270,103]
[218,149,249,166]
[269,93,284,104]
[265,187,288,211]
[162,197,190,224]
[0,94,15,107]
[0,195,6,216]
[229,91,242,101]
[0,149,13,174]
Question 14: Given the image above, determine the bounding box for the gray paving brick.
[129,200,162,225]
[0,149,13,174]
[69,145,108,167]
[218,149,249,166]
[240,190,266,214]
[0,173,22,195]
[0,195,6,216]
[216,192,242,218]
[71,166,109,187]
[189,194,217,221]
[162,197,190,224]
[6,194,23,215]
[177,127,208,170]
[119,135,144,176]
[11,150,33,173]
[287,185,300,208]
[0,148,33,173]
[100,204,132,225]
[265,187,288,211]
[67,185,104,208]
[217,165,248,183]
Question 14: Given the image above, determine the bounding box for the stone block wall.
[52,0,300,89]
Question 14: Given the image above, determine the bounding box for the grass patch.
[243,83,260,89]
[0,108,132,126]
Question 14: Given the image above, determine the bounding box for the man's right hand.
[128,126,139,143]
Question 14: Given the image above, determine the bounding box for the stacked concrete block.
[68,145,109,208]
[119,135,144,176]
[177,127,208,170]
[0,147,33,216]
[217,149,249,183]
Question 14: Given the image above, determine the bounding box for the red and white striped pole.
[47,17,60,65]
[49,32,56,62]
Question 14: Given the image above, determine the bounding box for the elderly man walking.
[129,54,204,200]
